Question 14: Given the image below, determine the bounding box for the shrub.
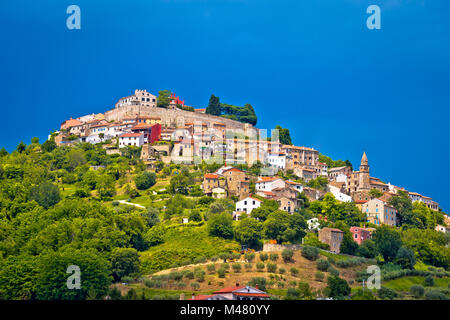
[425,290,449,300]
[217,267,226,278]
[244,263,253,271]
[327,276,351,299]
[259,253,269,262]
[301,246,318,261]
[282,249,294,262]
[184,270,194,279]
[279,267,286,275]
[245,252,255,262]
[221,263,230,271]
[176,282,187,289]
[378,287,398,300]
[232,263,242,273]
[206,264,216,274]
[335,260,350,268]
[256,262,265,271]
[286,287,299,300]
[248,277,267,291]
[410,285,425,298]
[290,267,299,277]
[267,263,277,273]
[316,258,330,271]
[328,266,340,277]
[121,276,134,284]
[134,172,156,190]
[232,253,241,260]
[424,275,435,287]
[269,253,279,262]
[194,270,205,282]
[190,282,200,291]
[168,271,183,281]
[315,271,325,282]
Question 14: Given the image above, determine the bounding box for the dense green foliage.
[205,94,258,125]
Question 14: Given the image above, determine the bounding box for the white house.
[435,225,449,233]
[236,196,262,215]
[119,133,144,148]
[256,177,286,192]
[307,218,321,230]
[328,185,352,202]
[286,181,304,193]
[266,152,286,170]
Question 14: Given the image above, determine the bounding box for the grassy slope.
[139,224,241,273]
[383,276,450,292]
[128,250,370,299]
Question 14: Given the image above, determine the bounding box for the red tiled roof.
[62,118,83,128]
[213,285,246,294]
[354,200,368,204]
[204,174,219,179]
[257,177,281,183]
[120,133,142,138]
[222,167,244,173]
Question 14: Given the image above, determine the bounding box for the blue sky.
[0,0,449,210]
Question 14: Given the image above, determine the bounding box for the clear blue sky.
[0,0,449,210]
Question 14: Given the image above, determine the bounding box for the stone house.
[362,198,397,226]
[318,228,344,253]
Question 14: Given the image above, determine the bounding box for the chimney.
[255,284,259,289]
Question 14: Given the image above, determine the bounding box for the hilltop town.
[0,89,448,301]
[58,89,443,232]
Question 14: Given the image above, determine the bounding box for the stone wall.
[104,105,257,133]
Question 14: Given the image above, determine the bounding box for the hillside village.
[0,89,449,301]
[57,89,444,237]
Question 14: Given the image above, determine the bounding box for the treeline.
[205,94,258,126]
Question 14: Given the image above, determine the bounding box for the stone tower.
[358,152,370,190]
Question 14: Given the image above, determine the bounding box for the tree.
[263,211,306,244]
[134,171,156,190]
[388,190,413,226]
[143,207,160,227]
[234,218,263,249]
[326,276,351,299]
[157,90,172,108]
[169,168,193,195]
[373,226,402,262]
[111,248,140,282]
[394,246,416,269]
[275,125,292,145]
[30,181,61,209]
[369,188,383,199]
[207,212,234,239]
[16,141,27,153]
[356,239,379,259]
[334,222,358,255]
[42,140,57,153]
[205,94,221,116]
[306,176,328,191]
[36,247,112,300]
[188,209,202,222]
[96,174,116,198]
[282,249,294,262]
